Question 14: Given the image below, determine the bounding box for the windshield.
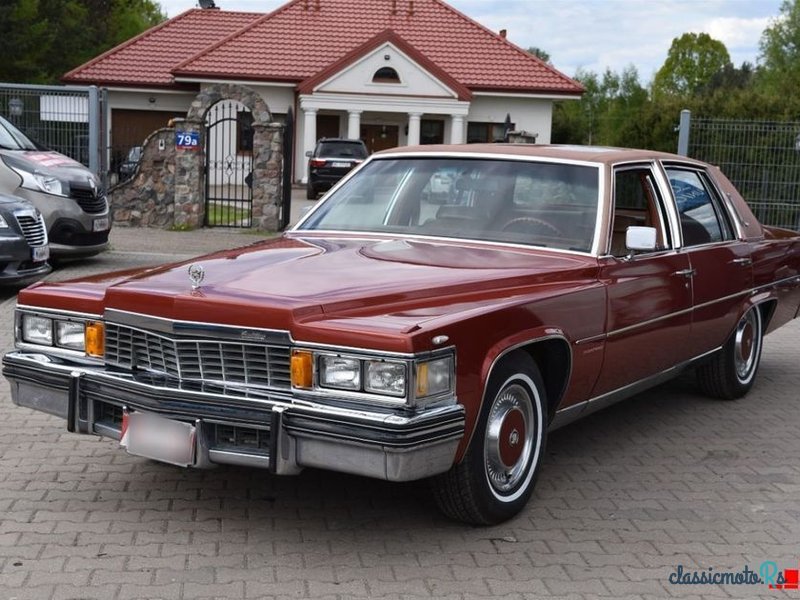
[0,116,37,151]
[317,141,367,159]
[297,157,601,252]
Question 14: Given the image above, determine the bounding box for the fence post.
[677,109,691,156]
[88,85,100,176]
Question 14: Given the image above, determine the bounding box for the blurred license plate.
[124,412,196,466]
[32,245,49,262]
[331,161,350,168]
[92,217,109,232]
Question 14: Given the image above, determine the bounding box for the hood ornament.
[188,264,205,290]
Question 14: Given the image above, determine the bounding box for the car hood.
[0,149,97,185]
[21,235,598,349]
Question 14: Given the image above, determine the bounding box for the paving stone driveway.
[1,228,799,600]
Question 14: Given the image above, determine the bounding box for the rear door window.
[665,167,733,247]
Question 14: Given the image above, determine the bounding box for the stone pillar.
[347,110,362,140]
[172,117,205,229]
[302,108,318,184]
[407,112,422,146]
[251,122,283,231]
[450,115,465,144]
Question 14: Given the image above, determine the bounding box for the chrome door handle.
[732,257,752,266]
[673,268,696,278]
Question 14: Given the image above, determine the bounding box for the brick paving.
[1,221,799,599]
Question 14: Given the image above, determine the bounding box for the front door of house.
[361,124,399,154]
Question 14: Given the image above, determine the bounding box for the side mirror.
[625,226,657,255]
[305,150,312,157]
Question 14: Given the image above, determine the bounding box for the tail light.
[310,158,326,168]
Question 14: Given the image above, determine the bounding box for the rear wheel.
[696,305,763,400]
[306,183,318,200]
[431,352,547,525]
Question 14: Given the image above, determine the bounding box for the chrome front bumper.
[3,351,465,482]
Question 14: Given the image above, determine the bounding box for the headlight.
[415,356,453,399]
[2,156,69,197]
[364,360,406,397]
[319,355,361,390]
[21,314,52,345]
[55,321,85,351]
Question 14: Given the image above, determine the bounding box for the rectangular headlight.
[364,360,406,397]
[21,314,52,345]
[416,356,453,398]
[319,355,361,390]
[55,321,85,351]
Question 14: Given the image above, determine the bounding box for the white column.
[302,108,318,184]
[450,115,465,144]
[347,110,362,140]
[407,112,422,146]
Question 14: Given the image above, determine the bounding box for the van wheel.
[431,352,546,525]
[696,305,763,400]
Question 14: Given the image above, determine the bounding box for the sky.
[159,0,784,83]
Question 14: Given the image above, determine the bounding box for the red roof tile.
[62,9,262,87]
[65,0,582,96]
[173,0,581,94]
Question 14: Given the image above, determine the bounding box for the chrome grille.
[16,214,47,246]
[105,323,291,390]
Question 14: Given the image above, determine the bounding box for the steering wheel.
[500,217,562,237]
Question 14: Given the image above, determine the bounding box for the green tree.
[0,0,165,84]
[758,0,800,98]
[652,32,731,97]
[526,46,551,64]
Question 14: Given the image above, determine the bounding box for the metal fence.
[684,113,800,231]
[0,83,106,181]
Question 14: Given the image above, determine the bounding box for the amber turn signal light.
[291,350,313,388]
[85,322,105,357]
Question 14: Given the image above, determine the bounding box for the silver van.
[0,115,110,258]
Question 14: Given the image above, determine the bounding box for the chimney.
[408,0,414,15]
[391,0,397,15]
[315,0,320,10]
[499,29,507,39]
[303,0,309,9]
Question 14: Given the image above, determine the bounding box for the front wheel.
[696,305,763,400]
[431,352,547,525]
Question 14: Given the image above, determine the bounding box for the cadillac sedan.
[4,145,800,524]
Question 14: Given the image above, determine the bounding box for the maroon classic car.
[5,145,800,524]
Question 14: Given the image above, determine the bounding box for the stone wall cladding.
[108,127,176,227]
[109,83,283,231]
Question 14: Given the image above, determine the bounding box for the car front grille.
[16,214,47,246]
[104,323,292,391]
[70,185,107,214]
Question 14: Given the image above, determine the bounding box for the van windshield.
[0,116,38,151]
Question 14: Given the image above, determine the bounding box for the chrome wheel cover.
[734,308,760,382]
[484,380,540,499]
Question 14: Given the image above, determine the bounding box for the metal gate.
[0,83,106,183]
[204,102,253,227]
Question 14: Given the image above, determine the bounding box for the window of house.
[420,120,444,145]
[237,110,254,153]
[665,167,733,246]
[467,121,514,143]
[373,67,401,83]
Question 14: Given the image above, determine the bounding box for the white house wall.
[316,43,457,99]
[468,96,554,144]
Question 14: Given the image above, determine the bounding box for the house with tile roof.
[64,0,582,183]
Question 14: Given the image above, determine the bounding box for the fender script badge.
[188,264,205,290]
